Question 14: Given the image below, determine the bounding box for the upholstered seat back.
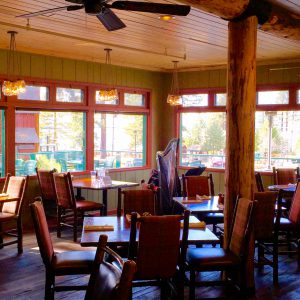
[253,192,277,240]
[289,180,300,224]
[53,173,75,209]
[229,198,254,257]
[36,168,57,202]
[182,174,214,197]
[2,176,27,215]
[274,167,299,185]
[135,215,181,279]
[30,200,54,267]
[123,189,156,216]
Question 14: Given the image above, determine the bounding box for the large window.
[15,111,86,175]
[178,87,300,170]
[94,113,146,169]
[180,112,226,168]
[255,111,300,170]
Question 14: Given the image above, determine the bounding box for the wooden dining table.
[173,196,223,219]
[80,216,219,247]
[72,178,139,216]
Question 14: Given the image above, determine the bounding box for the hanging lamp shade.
[167,61,182,106]
[2,31,26,97]
[98,48,118,102]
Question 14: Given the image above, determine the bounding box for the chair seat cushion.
[76,200,102,210]
[0,212,16,222]
[53,250,95,274]
[187,248,240,270]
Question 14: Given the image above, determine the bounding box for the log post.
[225,15,257,289]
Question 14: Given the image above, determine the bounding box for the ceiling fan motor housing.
[84,0,104,15]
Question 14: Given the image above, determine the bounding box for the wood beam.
[177,0,300,41]
[225,15,257,289]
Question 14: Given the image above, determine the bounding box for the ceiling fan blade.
[97,8,126,31]
[16,5,83,18]
[111,1,190,16]
[65,0,84,3]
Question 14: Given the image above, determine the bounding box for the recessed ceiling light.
[159,15,174,21]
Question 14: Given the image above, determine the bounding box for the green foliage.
[36,155,61,172]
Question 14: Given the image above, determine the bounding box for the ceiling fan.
[17,0,191,31]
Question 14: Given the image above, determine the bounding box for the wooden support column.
[225,15,257,289]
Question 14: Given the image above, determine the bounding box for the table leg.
[102,189,108,216]
[117,188,122,217]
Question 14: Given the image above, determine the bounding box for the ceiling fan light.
[159,15,174,21]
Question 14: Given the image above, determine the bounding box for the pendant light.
[2,31,26,96]
[98,48,118,102]
[167,61,182,106]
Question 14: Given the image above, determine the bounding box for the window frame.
[1,76,151,176]
[176,83,300,172]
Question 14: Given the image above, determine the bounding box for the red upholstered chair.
[53,172,104,242]
[128,210,190,299]
[273,167,300,185]
[182,174,214,197]
[36,168,57,216]
[277,179,300,265]
[85,235,136,300]
[186,197,256,299]
[30,199,95,300]
[253,191,279,284]
[122,189,156,216]
[0,174,28,254]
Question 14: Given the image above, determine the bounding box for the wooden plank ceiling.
[0,0,299,71]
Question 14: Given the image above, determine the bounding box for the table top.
[268,184,296,192]
[173,196,223,214]
[80,216,219,247]
[72,178,139,191]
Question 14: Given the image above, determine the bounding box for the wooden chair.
[0,174,28,254]
[277,180,300,265]
[186,197,256,299]
[85,234,136,300]
[53,172,104,242]
[30,199,95,300]
[122,189,156,216]
[128,210,190,299]
[255,172,265,192]
[182,174,214,197]
[254,191,279,284]
[36,168,57,216]
[182,173,222,233]
[273,167,300,185]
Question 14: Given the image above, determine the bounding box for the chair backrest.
[128,210,189,280]
[288,179,300,224]
[182,174,214,197]
[1,174,28,215]
[253,191,277,240]
[122,189,156,216]
[85,235,136,300]
[30,199,54,267]
[255,172,264,192]
[228,197,255,257]
[36,168,57,202]
[273,167,299,185]
[53,172,76,209]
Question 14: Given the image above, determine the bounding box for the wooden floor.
[0,229,300,300]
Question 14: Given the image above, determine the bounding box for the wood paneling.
[0,0,299,71]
